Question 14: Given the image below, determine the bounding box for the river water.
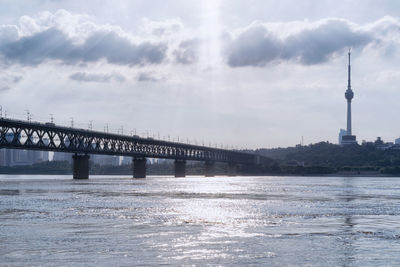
[1,175,400,266]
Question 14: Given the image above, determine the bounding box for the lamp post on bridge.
[25,110,31,122]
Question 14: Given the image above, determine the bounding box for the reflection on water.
[1,175,400,265]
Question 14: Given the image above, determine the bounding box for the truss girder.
[0,118,256,164]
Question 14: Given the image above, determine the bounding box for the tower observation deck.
[341,49,357,145]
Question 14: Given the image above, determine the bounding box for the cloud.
[0,73,23,91]
[1,10,400,70]
[173,39,200,64]
[283,19,373,64]
[0,28,166,66]
[140,18,183,37]
[0,25,19,43]
[69,72,125,83]
[137,72,164,82]
[225,18,376,67]
[0,10,167,67]
[226,26,281,67]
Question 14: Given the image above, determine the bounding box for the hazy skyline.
[1,0,400,148]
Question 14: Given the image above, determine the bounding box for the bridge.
[0,118,269,179]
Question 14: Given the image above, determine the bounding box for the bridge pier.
[133,157,147,178]
[73,154,90,179]
[174,160,186,177]
[227,163,237,176]
[205,161,215,177]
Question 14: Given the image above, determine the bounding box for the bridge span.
[0,118,269,179]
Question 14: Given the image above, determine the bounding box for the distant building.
[91,155,119,166]
[53,152,73,163]
[0,149,7,166]
[395,138,400,145]
[338,129,347,145]
[0,148,48,166]
[121,156,131,165]
[39,138,50,162]
[0,133,49,166]
[374,137,396,150]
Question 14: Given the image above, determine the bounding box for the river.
[1,175,400,266]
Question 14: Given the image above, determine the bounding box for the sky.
[1,0,400,149]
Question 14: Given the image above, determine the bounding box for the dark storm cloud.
[69,72,125,83]
[0,28,167,66]
[226,19,374,67]
[173,39,200,64]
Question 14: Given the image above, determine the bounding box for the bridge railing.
[0,118,257,165]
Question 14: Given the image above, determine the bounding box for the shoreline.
[0,172,399,177]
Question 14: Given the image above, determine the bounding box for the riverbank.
[1,159,400,176]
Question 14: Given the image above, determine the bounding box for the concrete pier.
[174,159,186,177]
[133,157,147,178]
[205,161,215,177]
[73,154,90,179]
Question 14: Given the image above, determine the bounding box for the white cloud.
[173,38,201,64]
[0,70,23,91]
[0,25,18,43]
[0,10,167,67]
[2,11,400,70]
[139,18,184,37]
[69,72,125,83]
[224,18,379,67]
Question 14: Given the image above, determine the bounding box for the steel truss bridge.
[0,118,267,179]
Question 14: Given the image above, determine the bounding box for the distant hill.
[257,141,400,175]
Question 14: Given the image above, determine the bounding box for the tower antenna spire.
[347,48,351,90]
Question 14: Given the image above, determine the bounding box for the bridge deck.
[0,118,258,165]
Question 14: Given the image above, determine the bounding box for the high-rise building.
[0,149,6,166]
[91,154,119,166]
[395,138,400,145]
[0,133,49,166]
[37,138,50,163]
[338,129,347,145]
[121,156,131,165]
[341,49,357,145]
[1,148,15,166]
[53,152,73,163]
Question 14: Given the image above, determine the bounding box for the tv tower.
[341,49,357,145]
